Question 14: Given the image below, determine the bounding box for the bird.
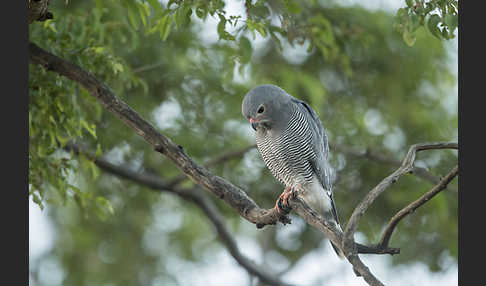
[241,84,344,258]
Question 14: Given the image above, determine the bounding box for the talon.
[275,199,291,215]
[275,187,293,215]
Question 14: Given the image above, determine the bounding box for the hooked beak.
[249,117,258,131]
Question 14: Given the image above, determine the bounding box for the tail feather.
[330,241,345,259]
[302,178,344,258]
[329,221,345,259]
[328,191,345,258]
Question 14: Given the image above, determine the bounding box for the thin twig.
[342,142,458,256]
[331,143,457,192]
[132,62,166,74]
[378,165,458,249]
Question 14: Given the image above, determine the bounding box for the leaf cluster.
[395,0,458,46]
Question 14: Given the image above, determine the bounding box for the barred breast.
[255,104,316,188]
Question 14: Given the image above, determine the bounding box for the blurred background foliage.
[29,0,458,285]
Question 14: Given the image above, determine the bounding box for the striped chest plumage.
[255,105,316,188]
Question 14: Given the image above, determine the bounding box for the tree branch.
[378,165,458,249]
[342,142,458,258]
[287,143,457,285]
[287,196,385,286]
[65,143,292,286]
[169,142,457,193]
[29,41,290,228]
[331,143,458,192]
[166,145,257,188]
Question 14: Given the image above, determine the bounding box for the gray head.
[242,84,293,131]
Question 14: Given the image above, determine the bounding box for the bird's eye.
[257,106,265,113]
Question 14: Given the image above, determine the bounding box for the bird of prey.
[242,84,343,257]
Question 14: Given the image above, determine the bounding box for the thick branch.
[167,145,256,188]
[66,143,292,286]
[342,142,458,256]
[29,42,290,228]
[288,196,386,286]
[378,165,458,249]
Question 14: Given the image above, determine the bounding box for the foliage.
[394,0,458,46]
[29,6,144,215]
[29,0,458,285]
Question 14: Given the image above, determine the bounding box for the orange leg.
[275,186,293,214]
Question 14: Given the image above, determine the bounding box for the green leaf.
[137,2,149,27]
[37,145,45,157]
[89,160,100,179]
[159,14,172,41]
[80,119,97,139]
[255,24,267,37]
[68,184,81,194]
[55,98,64,112]
[217,14,227,38]
[284,0,302,14]
[441,26,450,39]
[396,7,408,19]
[427,14,442,39]
[405,0,414,8]
[43,19,58,33]
[32,192,44,210]
[95,143,103,158]
[125,0,140,29]
[402,28,416,46]
[97,197,114,215]
[444,14,458,32]
[56,133,70,147]
[251,5,270,18]
[409,13,420,32]
[167,0,178,8]
[239,36,252,63]
[174,5,192,28]
[146,0,163,15]
[49,115,57,126]
[112,62,125,74]
[196,6,207,19]
[268,25,283,51]
[146,18,162,35]
[95,196,115,220]
[48,128,57,147]
[216,14,235,40]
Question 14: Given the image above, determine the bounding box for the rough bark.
[28,0,53,24]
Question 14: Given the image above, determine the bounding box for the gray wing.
[291,98,332,190]
[291,98,340,224]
